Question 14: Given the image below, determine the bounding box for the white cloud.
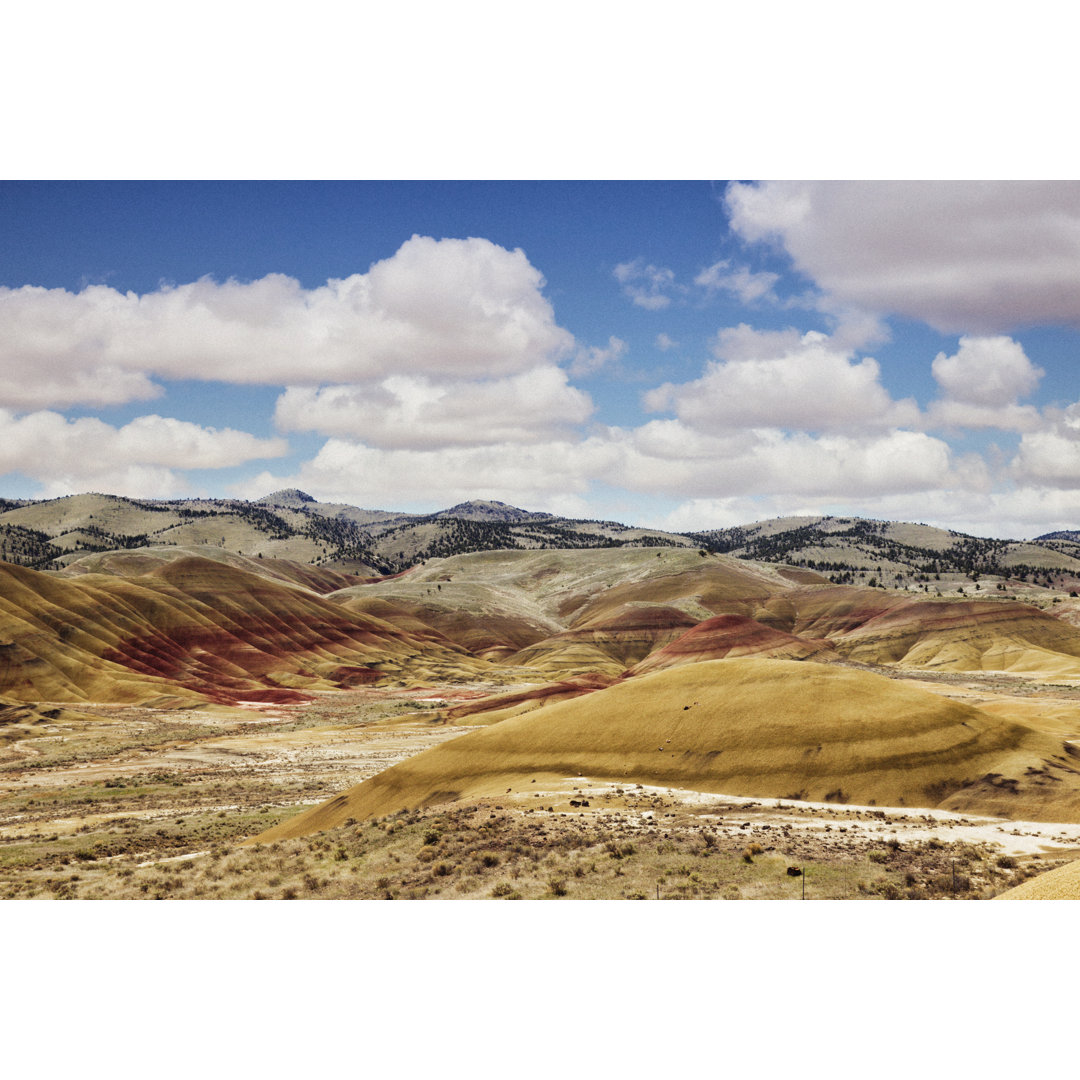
[694,260,779,304]
[924,336,1045,432]
[931,336,1044,407]
[0,366,162,411]
[726,181,1080,333]
[0,409,287,498]
[239,435,621,512]
[1012,403,1080,486]
[613,259,680,310]
[569,336,627,377]
[927,400,1043,433]
[643,328,918,433]
[241,421,955,517]
[0,236,574,407]
[273,366,593,448]
[610,423,953,500]
[655,333,678,352]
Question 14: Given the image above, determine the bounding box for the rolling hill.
[4,491,1080,589]
[8,541,1080,710]
[0,555,498,706]
[253,657,1080,840]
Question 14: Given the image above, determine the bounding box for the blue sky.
[3,180,1080,539]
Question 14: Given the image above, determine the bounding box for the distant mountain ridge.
[1,493,1079,588]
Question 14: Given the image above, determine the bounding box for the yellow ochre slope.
[252,657,1080,842]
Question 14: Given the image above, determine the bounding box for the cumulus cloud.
[0,410,287,498]
[569,336,627,377]
[610,423,953,500]
[655,333,678,352]
[0,366,162,411]
[1013,403,1080,486]
[694,260,779,304]
[925,335,1045,432]
[238,435,620,512]
[643,328,918,433]
[931,336,1044,407]
[273,366,593,448]
[613,259,681,310]
[0,236,575,408]
[725,181,1080,333]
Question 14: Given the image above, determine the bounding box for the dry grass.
[995,854,1080,899]
[5,796,1058,901]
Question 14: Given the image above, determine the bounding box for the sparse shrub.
[548,878,568,897]
[995,854,1018,869]
[480,853,499,868]
[746,842,763,856]
[491,882,514,897]
[423,830,441,846]
[868,849,889,864]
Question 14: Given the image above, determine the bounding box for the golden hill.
[61,545,365,594]
[333,579,561,661]
[252,658,1080,841]
[994,856,1080,899]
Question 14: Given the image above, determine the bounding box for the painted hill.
[628,614,838,675]
[0,555,494,706]
[8,543,1080,710]
[338,550,1080,682]
[252,657,1080,840]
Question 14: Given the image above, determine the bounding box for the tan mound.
[387,547,792,625]
[629,614,838,676]
[335,586,556,661]
[506,604,700,672]
[442,672,619,725]
[0,695,105,746]
[498,639,628,678]
[832,598,1080,674]
[61,545,365,594]
[560,556,783,627]
[252,657,1080,841]
[995,857,1080,899]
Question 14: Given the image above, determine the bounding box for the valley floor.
[2,671,1078,900]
